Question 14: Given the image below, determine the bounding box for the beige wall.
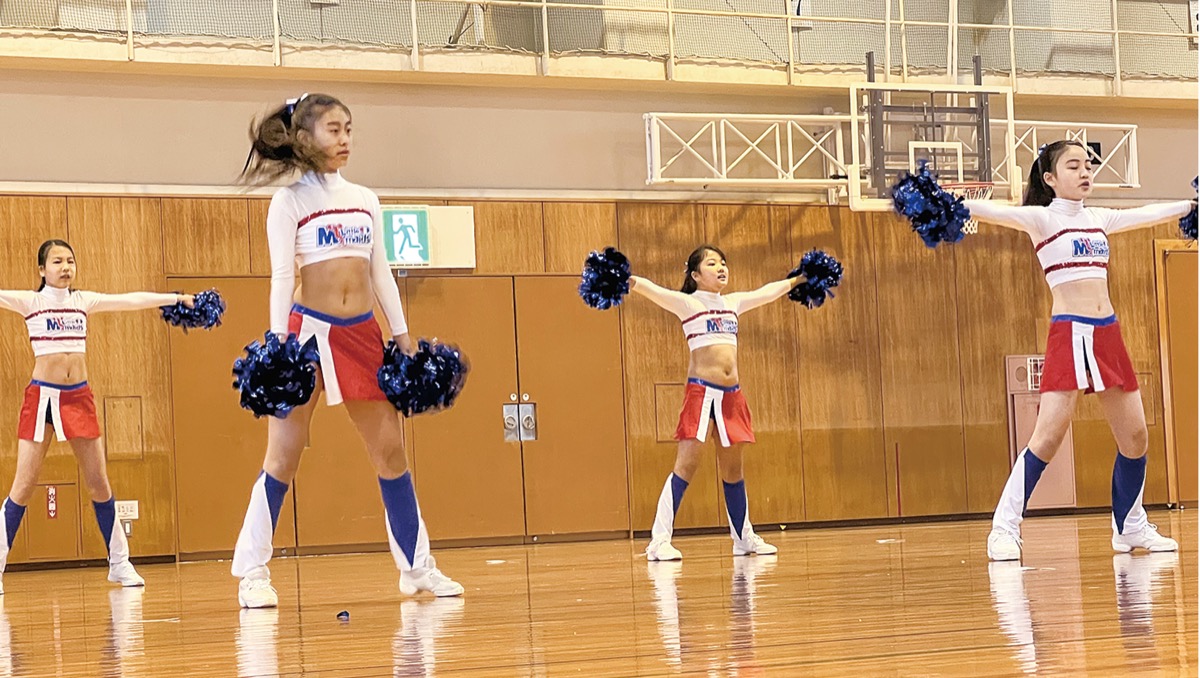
[1,68,1194,200]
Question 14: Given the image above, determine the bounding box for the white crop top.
[266,171,408,337]
[631,278,794,351]
[0,286,180,357]
[964,198,1193,289]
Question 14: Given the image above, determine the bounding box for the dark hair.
[1023,140,1088,206]
[239,93,352,186]
[680,244,727,294]
[37,239,74,292]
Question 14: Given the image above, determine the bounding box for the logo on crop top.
[45,316,85,333]
[316,223,372,248]
[1072,237,1109,258]
[706,317,738,334]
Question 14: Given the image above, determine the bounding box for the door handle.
[518,403,537,441]
[503,403,519,442]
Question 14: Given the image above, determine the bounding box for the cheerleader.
[964,140,1191,561]
[231,93,462,608]
[0,239,197,592]
[631,245,803,561]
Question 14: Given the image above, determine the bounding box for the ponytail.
[1022,140,1088,206]
[239,93,351,186]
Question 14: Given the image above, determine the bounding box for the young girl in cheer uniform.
[0,239,196,592]
[631,244,808,561]
[231,93,462,608]
[964,140,1191,561]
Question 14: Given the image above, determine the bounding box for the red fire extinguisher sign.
[47,486,57,519]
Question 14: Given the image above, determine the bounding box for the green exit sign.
[381,206,431,267]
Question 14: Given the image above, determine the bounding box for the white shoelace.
[993,527,1023,547]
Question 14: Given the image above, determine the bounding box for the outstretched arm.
[83,291,188,313]
[962,200,1044,234]
[629,276,694,317]
[1097,200,1194,235]
[725,279,797,314]
[0,291,35,315]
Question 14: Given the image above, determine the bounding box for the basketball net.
[943,182,994,235]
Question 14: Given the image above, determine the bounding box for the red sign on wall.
[46,486,57,519]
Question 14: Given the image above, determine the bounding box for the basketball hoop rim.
[942,181,994,189]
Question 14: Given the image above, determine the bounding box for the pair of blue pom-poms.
[231,333,469,419]
[578,246,843,310]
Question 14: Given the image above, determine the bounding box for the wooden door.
[515,277,629,537]
[1164,250,1197,503]
[404,276,526,541]
[169,277,297,556]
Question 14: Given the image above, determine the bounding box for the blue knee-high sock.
[94,498,116,553]
[1112,452,1147,535]
[723,479,749,541]
[3,499,25,548]
[670,474,688,515]
[379,472,421,569]
[1021,449,1048,513]
[261,472,289,532]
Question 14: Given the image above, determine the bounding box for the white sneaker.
[1112,523,1178,553]
[107,560,145,587]
[987,527,1022,562]
[238,567,278,609]
[400,559,464,598]
[646,539,683,561]
[732,533,777,556]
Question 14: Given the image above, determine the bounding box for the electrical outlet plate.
[116,500,139,521]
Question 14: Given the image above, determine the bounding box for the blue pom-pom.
[1180,177,1198,240]
[161,289,226,332]
[377,340,469,417]
[891,161,969,248]
[232,332,321,418]
[579,247,632,310]
[787,249,844,309]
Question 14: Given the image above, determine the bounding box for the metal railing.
[2,0,1195,87]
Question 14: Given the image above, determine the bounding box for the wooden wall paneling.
[169,276,297,556]
[1162,249,1198,502]
[872,212,968,516]
[405,276,527,540]
[515,276,629,536]
[447,201,544,275]
[543,202,618,275]
[161,199,251,276]
[248,199,272,277]
[703,204,804,524]
[67,197,176,558]
[954,225,1041,513]
[788,206,889,521]
[616,203,721,531]
[0,197,73,564]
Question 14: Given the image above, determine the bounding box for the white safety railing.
[2,0,1194,88]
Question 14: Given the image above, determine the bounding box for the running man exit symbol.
[382,207,431,267]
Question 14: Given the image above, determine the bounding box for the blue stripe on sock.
[723,479,748,540]
[670,473,689,515]
[379,472,420,566]
[1022,449,1049,513]
[3,499,25,548]
[1112,452,1146,535]
[94,498,116,553]
[261,471,289,532]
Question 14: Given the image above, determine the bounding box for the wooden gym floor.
[0,510,1192,677]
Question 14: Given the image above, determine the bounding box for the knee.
[1123,425,1149,458]
[7,482,34,506]
[717,456,743,483]
[371,443,409,479]
[673,454,701,481]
